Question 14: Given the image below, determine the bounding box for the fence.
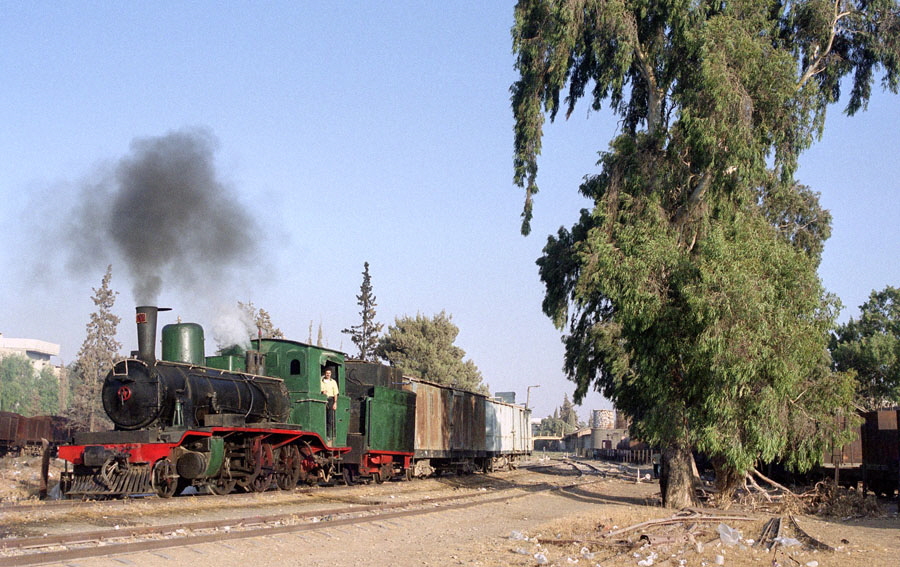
[595,448,654,465]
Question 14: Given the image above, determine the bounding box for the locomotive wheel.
[404,467,414,481]
[152,459,179,498]
[275,445,301,491]
[207,477,237,495]
[341,466,356,486]
[372,471,384,484]
[236,438,264,492]
[250,443,275,492]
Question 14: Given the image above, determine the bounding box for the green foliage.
[537,394,584,436]
[342,262,384,361]
[511,0,895,503]
[536,415,566,436]
[70,265,121,431]
[830,286,900,408]
[0,354,57,415]
[35,366,60,415]
[375,312,488,394]
[0,354,32,414]
[0,354,60,416]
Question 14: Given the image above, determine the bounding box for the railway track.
[0,482,326,518]
[0,474,578,566]
[559,457,656,482]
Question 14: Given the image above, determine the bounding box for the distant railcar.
[823,409,899,496]
[0,411,22,456]
[0,412,75,457]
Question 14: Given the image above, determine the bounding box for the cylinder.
[592,409,615,430]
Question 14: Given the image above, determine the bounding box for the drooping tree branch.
[797,0,854,90]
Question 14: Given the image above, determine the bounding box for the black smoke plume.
[65,128,261,303]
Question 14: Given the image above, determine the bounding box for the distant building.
[0,333,61,376]
[592,409,616,429]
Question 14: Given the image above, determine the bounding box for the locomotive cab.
[251,338,349,448]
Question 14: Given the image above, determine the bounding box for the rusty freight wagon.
[0,411,21,456]
[403,376,532,477]
[0,412,75,456]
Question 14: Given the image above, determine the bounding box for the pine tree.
[71,265,121,431]
[342,262,384,360]
[559,394,579,433]
[57,365,69,413]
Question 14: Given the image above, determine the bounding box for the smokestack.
[136,306,171,362]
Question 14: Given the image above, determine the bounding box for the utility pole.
[526,384,540,410]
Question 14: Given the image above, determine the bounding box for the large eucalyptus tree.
[511,0,898,507]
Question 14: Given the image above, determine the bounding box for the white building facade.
[0,334,61,375]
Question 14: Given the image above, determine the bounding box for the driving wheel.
[152,458,179,498]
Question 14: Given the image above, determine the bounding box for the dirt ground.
[1,455,898,567]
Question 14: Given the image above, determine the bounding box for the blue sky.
[1,4,897,421]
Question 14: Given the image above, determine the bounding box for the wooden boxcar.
[404,376,532,476]
[0,413,75,456]
[485,397,532,468]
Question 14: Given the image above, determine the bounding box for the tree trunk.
[660,443,698,508]
[712,458,742,508]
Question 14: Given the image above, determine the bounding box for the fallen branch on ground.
[750,468,799,499]
[602,514,754,538]
[744,472,773,502]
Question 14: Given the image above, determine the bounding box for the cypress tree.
[342,262,384,361]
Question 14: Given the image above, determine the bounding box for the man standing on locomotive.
[320,369,339,442]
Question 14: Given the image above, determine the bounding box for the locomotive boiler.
[103,307,290,430]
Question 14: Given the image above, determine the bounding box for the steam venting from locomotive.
[64,127,261,304]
